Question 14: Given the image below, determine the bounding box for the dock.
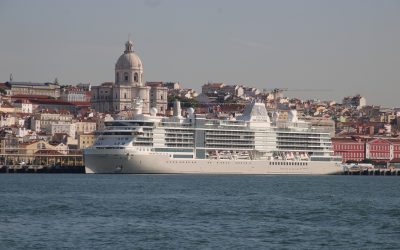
[0,164,85,173]
[0,148,85,173]
[343,167,400,176]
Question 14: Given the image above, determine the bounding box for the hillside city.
[1,79,399,167]
[1,41,400,169]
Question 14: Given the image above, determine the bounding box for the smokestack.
[133,98,143,115]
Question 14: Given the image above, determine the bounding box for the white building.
[51,123,76,138]
[13,99,33,113]
[31,110,73,133]
[60,85,91,103]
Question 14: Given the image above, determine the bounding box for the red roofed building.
[366,138,400,163]
[332,137,365,162]
[333,137,400,163]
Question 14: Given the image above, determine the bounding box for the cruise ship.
[84,99,343,174]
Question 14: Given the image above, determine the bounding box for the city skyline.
[0,0,399,107]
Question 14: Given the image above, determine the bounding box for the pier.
[0,148,85,173]
[343,167,400,176]
[0,164,84,173]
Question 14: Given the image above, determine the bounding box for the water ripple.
[0,174,399,249]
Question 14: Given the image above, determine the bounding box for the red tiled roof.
[31,99,73,105]
[12,94,52,100]
[13,99,33,104]
[71,101,90,106]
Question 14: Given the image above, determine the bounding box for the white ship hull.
[84,149,343,175]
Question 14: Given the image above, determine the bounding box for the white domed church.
[91,40,167,114]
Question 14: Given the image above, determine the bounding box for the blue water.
[0,175,399,249]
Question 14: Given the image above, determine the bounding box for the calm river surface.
[0,174,399,249]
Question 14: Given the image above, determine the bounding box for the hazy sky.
[0,0,399,107]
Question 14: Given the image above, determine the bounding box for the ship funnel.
[132,98,143,115]
[173,100,182,117]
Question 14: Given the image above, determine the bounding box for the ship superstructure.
[84,100,342,174]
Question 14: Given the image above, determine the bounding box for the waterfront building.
[19,140,57,155]
[0,131,19,157]
[366,138,400,162]
[332,137,366,162]
[332,137,400,163]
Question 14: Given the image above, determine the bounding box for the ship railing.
[274,126,331,134]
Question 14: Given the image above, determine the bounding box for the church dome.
[115,40,143,70]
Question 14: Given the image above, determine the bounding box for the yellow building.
[78,133,96,149]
